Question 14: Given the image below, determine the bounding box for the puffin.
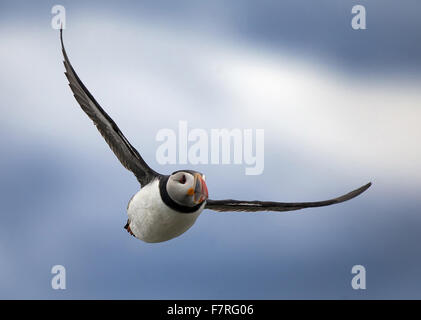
[60,29,371,243]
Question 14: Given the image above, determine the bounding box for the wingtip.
[59,26,68,60]
[59,24,65,48]
[358,181,372,192]
[354,181,372,197]
[336,181,372,204]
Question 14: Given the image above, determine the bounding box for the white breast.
[127,179,205,243]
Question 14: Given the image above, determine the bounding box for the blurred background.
[0,0,420,299]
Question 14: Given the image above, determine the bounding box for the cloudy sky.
[0,0,420,299]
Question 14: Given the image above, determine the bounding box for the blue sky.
[0,1,420,299]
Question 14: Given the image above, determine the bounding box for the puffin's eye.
[179,175,186,184]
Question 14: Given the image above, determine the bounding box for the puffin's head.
[166,170,209,207]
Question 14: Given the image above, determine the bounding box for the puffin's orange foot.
[124,220,135,237]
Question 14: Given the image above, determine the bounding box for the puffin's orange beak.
[192,173,208,204]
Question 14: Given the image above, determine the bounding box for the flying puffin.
[60,29,371,243]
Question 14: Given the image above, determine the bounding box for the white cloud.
[1,18,420,187]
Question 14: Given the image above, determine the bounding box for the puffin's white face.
[166,171,209,207]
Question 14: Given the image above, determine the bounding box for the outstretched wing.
[60,29,160,186]
[205,182,371,212]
